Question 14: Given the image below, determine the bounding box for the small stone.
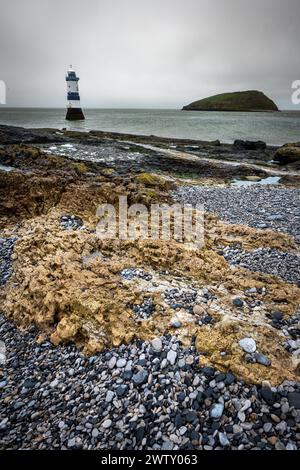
[135,426,145,444]
[224,372,235,385]
[210,403,224,419]
[281,402,289,415]
[239,337,256,353]
[132,369,148,386]
[102,419,112,429]
[268,436,277,446]
[170,319,181,329]
[193,305,205,315]
[115,432,124,442]
[116,385,128,397]
[116,358,126,368]
[218,432,230,447]
[108,356,116,369]
[105,390,114,403]
[67,438,76,448]
[185,355,194,366]
[263,422,272,433]
[261,386,275,406]
[167,349,177,365]
[247,287,257,294]
[49,379,58,388]
[0,418,8,429]
[23,379,36,389]
[287,392,300,409]
[161,442,174,450]
[245,353,256,363]
[275,421,287,434]
[241,422,253,431]
[202,366,215,377]
[286,443,296,451]
[275,441,286,451]
[185,411,198,423]
[169,433,180,444]
[271,311,283,321]
[254,352,271,367]
[104,352,112,361]
[92,428,99,438]
[151,338,162,352]
[233,298,244,308]
[240,399,251,412]
[233,424,243,434]
[161,358,168,369]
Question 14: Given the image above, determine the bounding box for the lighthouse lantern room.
[65,66,85,120]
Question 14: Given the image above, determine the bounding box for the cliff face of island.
[182,90,279,112]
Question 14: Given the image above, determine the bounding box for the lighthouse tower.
[65,66,85,120]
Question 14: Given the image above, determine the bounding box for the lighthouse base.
[66,108,85,121]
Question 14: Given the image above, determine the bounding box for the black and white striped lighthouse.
[65,66,85,121]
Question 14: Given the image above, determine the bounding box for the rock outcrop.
[274,142,300,165]
[1,132,300,385]
[233,140,267,151]
[182,90,279,112]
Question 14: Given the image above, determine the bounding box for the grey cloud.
[0,0,299,109]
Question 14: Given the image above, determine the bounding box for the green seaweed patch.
[71,162,89,175]
[135,172,167,188]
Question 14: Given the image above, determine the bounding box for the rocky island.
[182,90,279,112]
[0,124,300,451]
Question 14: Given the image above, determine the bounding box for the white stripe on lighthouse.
[68,100,82,108]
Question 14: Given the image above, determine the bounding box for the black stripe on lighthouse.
[67,92,80,101]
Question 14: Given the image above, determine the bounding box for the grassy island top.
[182,90,279,112]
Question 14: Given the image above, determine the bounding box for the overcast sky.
[0,0,299,109]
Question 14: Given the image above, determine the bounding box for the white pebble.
[239,337,257,353]
[167,350,177,365]
[151,338,163,352]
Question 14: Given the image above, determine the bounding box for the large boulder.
[274,142,300,165]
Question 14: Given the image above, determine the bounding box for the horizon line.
[1,106,300,112]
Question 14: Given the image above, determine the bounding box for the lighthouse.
[65,66,85,120]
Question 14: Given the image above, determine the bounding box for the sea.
[0,108,300,146]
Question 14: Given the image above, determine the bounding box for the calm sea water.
[0,108,299,146]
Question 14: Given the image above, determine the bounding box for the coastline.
[1,108,300,146]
